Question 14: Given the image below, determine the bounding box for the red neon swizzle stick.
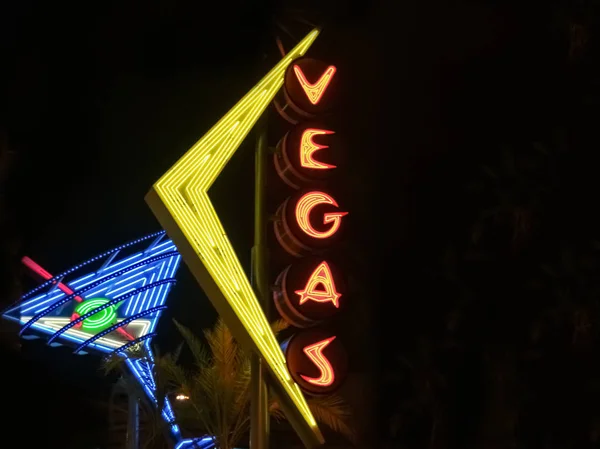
[21,256,134,340]
[22,256,84,302]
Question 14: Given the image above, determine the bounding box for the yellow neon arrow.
[145,29,323,447]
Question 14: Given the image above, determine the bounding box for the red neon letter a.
[295,261,341,308]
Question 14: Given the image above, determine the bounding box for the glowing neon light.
[175,437,215,449]
[74,305,166,353]
[22,316,152,350]
[22,256,84,302]
[123,345,188,445]
[19,231,166,302]
[48,280,175,346]
[3,234,203,448]
[295,261,341,308]
[293,64,336,105]
[300,336,337,387]
[16,239,176,316]
[3,233,181,354]
[73,298,117,331]
[299,129,336,170]
[295,191,347,239]
[145,29,323,445]
[18,251,178,336]
[111,332,156,354]
[23,257,135,339]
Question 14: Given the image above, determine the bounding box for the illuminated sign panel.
[272,54,349,401]
[295,191,347,239]
[274,122,341,190]
[300,337,337,386]
[283,328,348,395]
[1,232,187,443]
[273,257,345,329]
[145,29,323,447]
[299,128,336,169]
[277,58,339,123]
[293,64,337,106]
[296,261,341,308]
[3,231,180,354]
[274,190,348,257]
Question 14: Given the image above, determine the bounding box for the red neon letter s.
[300,336,337,387]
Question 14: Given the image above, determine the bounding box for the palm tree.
[105,318,354,449]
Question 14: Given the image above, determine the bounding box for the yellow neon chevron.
[145,29,323,446]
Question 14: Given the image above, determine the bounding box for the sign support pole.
[127,392,140,449]
[250,112,270,449]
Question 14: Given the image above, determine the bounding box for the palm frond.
[270,318,290,335]
[204,317,238,379]
[307,394,357,443]
[173,319,211,371]
[104,317,355,449]
[269,393,356,443]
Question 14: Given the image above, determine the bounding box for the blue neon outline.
[123,350,216,449]
[2,232,215,447]
[46,281,174,344]
[72,305,167,353]
[124,353,182,440]
[18,252,178,335]
[12,246,173,316]
[14,240,177,315]
[110,332,157,355]
[19,231,166,301]
[3,252,180,353]
[175,437,216,449]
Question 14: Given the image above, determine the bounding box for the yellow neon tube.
[145,29,323,447]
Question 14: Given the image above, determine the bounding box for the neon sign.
[273,258,345,329]
[283,329,348,395]
[273,53,350,400]
[1,231,191,445]
[73,298,118,331]
[274,122,340,189]
[293,64,337,105]
[295,261,341,308]
[22,256,84,301]
[276,58,340,124]
[300,336,337,387]
[295,191,347,239]
[3,231,180,354]
[299,128,336,170]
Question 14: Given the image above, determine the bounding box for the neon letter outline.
[300,336,337,387]
[295,261,341,308]
[295,191,347,239]
[293,64,337,105]
[299,128,336,169]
